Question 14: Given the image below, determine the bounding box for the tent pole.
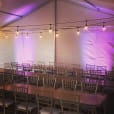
[54,0,57,66]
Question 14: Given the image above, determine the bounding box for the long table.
[3,83,106,107]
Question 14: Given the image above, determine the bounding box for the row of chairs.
[5,62,113,91]
[5,62,82,76]
[0,84,82,114]
[85,64,107,76]
[4,62,109,83]
[28,76,99,94]
[14,86,84,114]
[4,62,107,73]
[3,69,99,94]
[86,64,107,71]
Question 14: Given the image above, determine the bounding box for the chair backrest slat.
[14,86,28,102]
[62,79,77,90]
[43,76,56,88]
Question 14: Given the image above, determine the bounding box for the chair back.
[22,63,32,71]
[62,79,77,90]
[59,93,80,113]
[56,64,66,76]
[13,70,26,83]
[86,64,95,71]
[28,75,39,86]
[96,65,107,77]
[43,76,56,88]
[11,62,18,70]
[106,71,114,81]
[81,78,98,94]
[36,90,53,113]
[4,69,13,84]
[14,86,28,103]
[85,64,96,76]
[0,72,4,86]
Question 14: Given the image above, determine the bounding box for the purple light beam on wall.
[14,34,34,64]
[80,31,113,70]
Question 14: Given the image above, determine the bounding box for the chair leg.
[91,108,97,114]
[14,109,16,114]
[3,107,5,114]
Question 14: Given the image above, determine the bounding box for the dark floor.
[104,89,114,114]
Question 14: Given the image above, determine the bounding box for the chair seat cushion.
[63,111,83,114]
[16,102,37,111]
[40,107,61,114]
[0,98,14,108]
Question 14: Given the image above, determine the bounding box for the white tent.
[0,0,114,70]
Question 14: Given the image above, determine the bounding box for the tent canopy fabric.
[0,0,114,27]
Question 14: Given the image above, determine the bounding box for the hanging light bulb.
[56,33,59,37]
[76,27,80,35]
[16,31,19,36]
[56,30,59,37]
[102,22,106,31]
[84,20,88,30]
[16,26,19,36]
[49,24,53,33]
[39,32,42,38]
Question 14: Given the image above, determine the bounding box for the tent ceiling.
[0,0,114,28]
[70,0,114,16]
[0,0,50,27]
[86,0,114,10]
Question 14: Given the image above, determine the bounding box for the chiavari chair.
[13,70,27,84]
[0,72,14,114]
[16,63,24,71]
[85,64,96,78]
[32,64,38,72]
[27,75,39,86]
[86,64,95,71]
[81,78,99,114]
[106,70,114,81]
[62,79,77,90]
[43,76,56,89]
[37,61,45,73]
[11,62,18,70]
[56,66,66,76]
[23,63,32,72]
[36,90,60,114]
[96,65,107,81]
[46,65,55,75]
[81,78,99,94]
[4,69,13,84]
[59,93,81,114]
[73,69,84,90]
[14,86,37,114]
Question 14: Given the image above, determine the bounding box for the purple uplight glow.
[80,31,113,70]
[14,34,34,64]
[5,3,36,24]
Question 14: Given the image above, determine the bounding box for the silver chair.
[14,86,37,114]
[62,79,77,90]
[59,93,81,114]
[43,76,56,89]
[0,72,14,114]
